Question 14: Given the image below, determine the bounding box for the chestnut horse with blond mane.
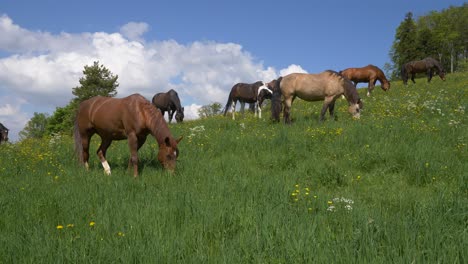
[74,94,182,177]
[339,64,390,97]
[269,71,363,124]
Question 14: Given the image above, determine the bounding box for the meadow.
[0,73,466,263]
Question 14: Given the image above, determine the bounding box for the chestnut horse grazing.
[340,64,390,96]
[74,94,182,177]
[401,57,446,85]
[270,71,363,124]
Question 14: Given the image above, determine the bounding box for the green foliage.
[19,112,49,139]
[46,104,76,135]
[390,4,468,77]
[198,102,222,118]
[72,61,119,104]
[1,72,466,262]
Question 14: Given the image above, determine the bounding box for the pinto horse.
[0,122,8,143]
[270,71,363,124]
[339,64,390,96]
[74,94,182,177]
[401,57,446,85]
[152,89,184,123]
[223,81,269,120]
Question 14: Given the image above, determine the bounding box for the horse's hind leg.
[97,138,113,175]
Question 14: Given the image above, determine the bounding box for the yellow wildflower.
[89,221,95,227]
[56,225,64,230]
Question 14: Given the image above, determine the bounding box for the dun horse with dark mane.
[340,64,390,96]
[223,81,271,120]
[152,89,184,123]
[270,71,363,124]
[401,57,446,85]
[0,123,8,144]
[74,94,182,177]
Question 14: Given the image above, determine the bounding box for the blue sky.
[0,0,465,140]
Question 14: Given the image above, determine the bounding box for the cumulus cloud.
[119,22,149,42]
[0,14,304,141]
[279,64,308,76]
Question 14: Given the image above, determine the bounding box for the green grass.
[1,73,467,263]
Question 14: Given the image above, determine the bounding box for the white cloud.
[279,64,308,76]
[119,22,149,42]
[0,14,305,141]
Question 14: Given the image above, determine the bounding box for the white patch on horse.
[102,161,111,175]
[257,86,272,95]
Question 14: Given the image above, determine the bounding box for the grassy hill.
[1,73,466,263]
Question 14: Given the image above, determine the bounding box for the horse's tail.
[271,77,283,122]
[73,116,84,164]
[223,92,233,116]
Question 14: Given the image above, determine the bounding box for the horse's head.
[175,107,184,123]
[348,98,363,119]
[257,82,273,107]
[382,81,391,91]
[158,136,182,172]
[438,70,446,81]
[0,124,8,143]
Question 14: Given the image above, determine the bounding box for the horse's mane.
[327,70,360,104]
[142,99,172,144]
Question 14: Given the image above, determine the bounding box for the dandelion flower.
[89,221,95,227]
[56,225,64,230]
[67,224,74,228]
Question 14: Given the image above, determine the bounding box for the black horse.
[152,89,184,123]
[401,57,446,85]
[0,122,8,143]
[223,81,271,120]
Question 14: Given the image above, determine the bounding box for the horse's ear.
[176,136,183,143]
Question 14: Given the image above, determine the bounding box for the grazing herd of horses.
[1,57,446,177]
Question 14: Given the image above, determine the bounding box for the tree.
[46,104,75,135]
[198,102,222,118]
[72,61,119,104]
[390,12,419,76]
[43,61,119,136]
[19,112,49,139]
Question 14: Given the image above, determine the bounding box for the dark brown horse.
[223,81,269,120]
[0,122,8,143]
[152,89,184,123]
[74,94,182,177]
[270,71,363,124]
[339,64,390,96]
[401,57,446,85]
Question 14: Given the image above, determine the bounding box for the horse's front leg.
[427,69,433,83]
[127,133,140,177]
[231,101,237,120]
[97,138,113,175]
[240,102,245,117]
[367,80,376,97]
[320,97,334,121]
[328,100,336,120]
[257,102,262,118]
[411,73,416,84]
[168,110,174,123]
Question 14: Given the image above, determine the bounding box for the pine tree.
[390,12,419,76]
[72,61,119,104]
